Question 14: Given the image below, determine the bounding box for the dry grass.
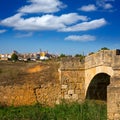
[0,61,59,86]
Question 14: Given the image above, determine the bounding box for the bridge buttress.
[107,55,120,120]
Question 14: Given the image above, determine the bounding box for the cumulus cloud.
[0,0,109,33]
[0,29,7,34]
[65,35,96,42]
[0,13,88,31]
[79,0,114,12]
[96,0,113,10]
[18,0,66,13]
[0,13,22,27]
[60,18,107,32]
[79,4,97,12]
[104,3,113,9]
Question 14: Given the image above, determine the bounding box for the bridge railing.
[85,50,114,69]
[60,57,84,70]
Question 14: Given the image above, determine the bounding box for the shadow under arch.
[86,73,110,101]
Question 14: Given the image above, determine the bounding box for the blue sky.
[0,0,120,55]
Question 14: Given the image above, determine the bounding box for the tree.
[88,52,94,55]
[60,53,66,58]
[75,54,83,57]
[11,53,18,61]
[100,47,110,50]
[75,54,85,63]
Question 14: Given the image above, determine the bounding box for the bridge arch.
[85,66,113,96]
[86,72,110,101]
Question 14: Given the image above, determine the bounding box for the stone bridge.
[59,49,120,120]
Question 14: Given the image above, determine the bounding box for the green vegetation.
[75,54,85,63]
[88,52,94,55]
[11,53,18,61]
[100,47,110,51]
[75,54,84,58]
[0,100,107,120]
[60,53,67,58]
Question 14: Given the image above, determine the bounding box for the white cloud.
[58,13,88,25]
[0,13,88,31]
[15,32,33,38]
[0,29,7,34]
[19,0,66,13]
[65,35,96,42]
[79,0,114,12]
[96,0,113,10]
[104,3,113,9]
[0,13,22,27]
[79,4,97,12]
[60,18,107,32]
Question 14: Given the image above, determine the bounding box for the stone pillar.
[107,53,120,120]
[107,76,120,120]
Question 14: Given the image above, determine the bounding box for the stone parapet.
[85,50,114,69]
[60,57,84,70]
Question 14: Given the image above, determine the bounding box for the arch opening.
[86,73,110,101]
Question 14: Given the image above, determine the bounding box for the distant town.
[0,50,58,61]
[0,47,112,62]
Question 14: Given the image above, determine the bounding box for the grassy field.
[0,61,59,86]
[0,100,107,120]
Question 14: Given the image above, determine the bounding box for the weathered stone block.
[61,75,69,84]
[68,83,76,89]
[61,85,68,89]
[64,94,70,99]
[76,83,83,90]
[72,94,78,100]
[114,113,120,120]
[68,90,74,95]
[77,77,85,83]
[75,90,81,94]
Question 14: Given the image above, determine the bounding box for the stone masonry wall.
[107,77,120,120]
[85,50,113,69]
[59,57,85,102]
[35,83,61,106]
[107,53,120,120]
[0,83,61,106]
[0,84,36,106]
[60,70,85,102]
